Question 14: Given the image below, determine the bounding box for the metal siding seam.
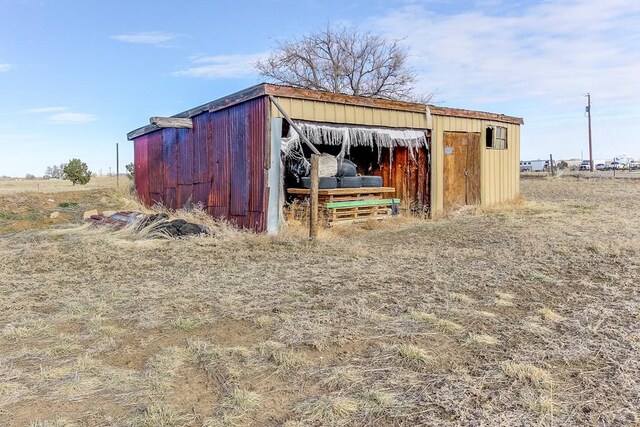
[148,132,164,194]
[209,109,230,209]
[248,98,265,214]
[134,135,150,205]
[229,103,250,216]
[177,128,194,185]
[163,128,178,189]
[193,113,209,183]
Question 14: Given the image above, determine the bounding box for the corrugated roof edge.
[428,105,524,125]
[127,83,523,140]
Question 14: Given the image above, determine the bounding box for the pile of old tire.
[361,175,383,187]
[336,159,357,177]
[300,177,337,189]
[337,176,362,188]
[158,219,209,237]
[135,213,209,237]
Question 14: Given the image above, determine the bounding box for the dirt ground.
[0,177,638,426]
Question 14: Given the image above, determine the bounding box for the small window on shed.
[485,127,494,148]
[486,126,508,150]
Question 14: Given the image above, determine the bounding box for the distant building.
[520,160,546,172]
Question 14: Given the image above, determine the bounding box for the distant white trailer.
[520,160,546,172]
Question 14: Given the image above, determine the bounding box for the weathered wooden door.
[443,132,480,210]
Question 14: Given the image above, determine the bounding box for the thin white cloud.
[47,112,96,124]
[111,31,177,45]
[0,63,13,72]
[372,0,640,107]
[21,106,96,123]
[173,52,268,79]
[22,106,67,113]
[0,134,37,141]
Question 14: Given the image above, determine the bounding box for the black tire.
[301,177,337,189]
[361,175,383,187]
[336,159,357,177]
[337,176,363,188]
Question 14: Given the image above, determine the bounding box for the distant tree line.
[44,163,68,179]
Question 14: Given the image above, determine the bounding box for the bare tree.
[257,25,430,102]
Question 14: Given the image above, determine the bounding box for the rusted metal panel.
[162,128,178,191]
[177,128,194,185]
[208,109,230,208]
[150,193,163,205]
[247,212,265,232]
[148,132,164,194]
[164,187,176,208]
[248,98,266,213]
[134,96,269,232]
[208,205,228,219]
[177,184,193,208]
[193,113,210,183]
[228,215,246,229]
[229,104,249,216]
[193,182,211,207]
[134,134,150,205]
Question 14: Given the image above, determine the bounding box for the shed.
[127,83,523,232]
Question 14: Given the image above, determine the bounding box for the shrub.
[63,158,92,185]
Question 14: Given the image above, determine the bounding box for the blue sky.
[1,0,638,176]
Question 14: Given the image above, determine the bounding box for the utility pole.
[585,93,593,172]
[116,142,120,188]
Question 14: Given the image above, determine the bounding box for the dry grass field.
[1,177,639,426]
[0,176,127,195]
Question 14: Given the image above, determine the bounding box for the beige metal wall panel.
[270,96,428,129]
[430,115,520,215]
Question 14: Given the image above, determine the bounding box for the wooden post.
[549,154,554,176]
[309,154,319,239]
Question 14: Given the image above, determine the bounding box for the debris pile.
[86,210,209,238]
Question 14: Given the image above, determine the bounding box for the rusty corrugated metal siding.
[132,97,268,232]
[177,128,194,186]
[147,132,163,195]
[134,134,150,205]
[229,103,249,218]
[208,109,230,211]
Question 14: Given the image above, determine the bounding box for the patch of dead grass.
[538,307,566,322]
[501,361,553,389]
[294,395,359,425]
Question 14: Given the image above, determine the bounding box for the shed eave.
[428,105,524,125]
[263,84,428,113]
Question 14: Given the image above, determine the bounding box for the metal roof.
[128,83,523,140]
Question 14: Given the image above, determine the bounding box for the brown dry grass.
[1,176,639,426]
[0,176,127,195]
